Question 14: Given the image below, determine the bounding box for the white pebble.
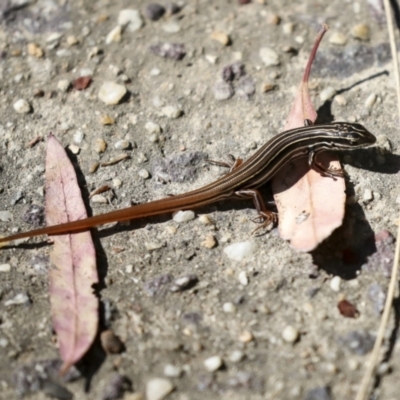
[229,350,244,363]
[329,32,347,46]
[259,47,280,67]
[114,140,131,150]
[161,105,182,119]
[118,9,143,32]
[0,211,13,222]
[57,79,70,92]
[223,241,257,262]
[205,54,218,64]
[238,271,249,286]
[5,293,29,306]
[125,264,133,273]
[98,82,127,105]
[106,26,122,44]
[113,178,122,188]
[222,302,236,313]
[282,22,294,34]
[319,86,336,102]
[145,121,161,134]
[0,264,11,272]
[363,188,373,202]
[91,195,108,204]
[330,276,341,292]
[13,99,31,114]
[365,93,377,110]
[281,325,299,343]
[73,131,84,143]
[334,95,347,106]
[146,378,174,400]
[163,364,182,378]
[204,355,223,372]
[173,210,195,222]
[162,22,181,33]
[68,144,80,155]
[145,242,163,251]
[150,68,161,76]
[138,169,150,179]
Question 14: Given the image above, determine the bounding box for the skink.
[0,122,376,244]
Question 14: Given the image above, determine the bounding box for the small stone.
[89,162,100,173]
[138,169,150,179]
[146,378,174,400]
[282,22,294,34]
[145,121,161,134]
[236,76,255,98]
[66,35,79,46]
[238,271,249,286]
[101,374,132,400]
[68,144,80,154]
[319,86,336,102]
[73,131,84,143]
[205,54,218,64]
[118,9,144,32]
[161,105,182,119]
[100,330,124,354]
[229,350,244,363]
[204,356,223,372]
[98,82,127,105]
[330,276,341,292]
[163,364,182,378]
[150,43,186,60]
[0,211,13,222]
[73,76,92,90]
[100,115,115,125]
[57,79,70,92]
[91,195,108,204]
[213,81,234,101]
[223,302,236,313]
[13,99,31,114]
[211,31,230,46]
[114,140,131,150]
[282,326,299,343]
[162,22,181,33]
[329,32,347,46]
[93,138,107,153]
[5,293,29,307]
[0,264,11,272]
[362,188,373,203]
[334,95,347,106]
[365,93,377,110]
[266,13,281,25]
[352,24,370,40]
[27,42,44,58]
[173,210,195,222]
[239,330,253,343]
[259,47,280,66]
[170,275,198,292]
[201,234,216,249]
[145,3,166,21]
[125,264,133,273]
[106,25,122,44]
[223,241,257,261]
[261,81,275,92]
[198,215,215,225]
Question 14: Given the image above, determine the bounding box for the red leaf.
[46,134,99,374]
[337,299,360,318]
[271,25,346,252]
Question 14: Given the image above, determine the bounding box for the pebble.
[213,81,234,101]
[319,86,336,102]
[57,79,70,92]
[238,271,249,286]
[236,76,255,98]
[125,264,133,273]
[118,9,144,32]
[261,81,275,92]
[173,210,195,222]
[73,131,84,144]
[266,13,281,25]
[66,35,79,46]
[100,115,115,125]
[200,234,217,249]
[145,242,164,251]
[150,68,161,76]
[100,330,124,354]
[365,93,377,110]
[13,99,31,114]
[27,42,44,58]
[162,22,181,33]
[138,169,150,179]
[198,215,215,226]
[229,350,244,363]
[106,26,122,44]
[0,211,13,222]
[5,293,29,307]
[351,24,370,40]
[114,140,131,150]
[362,188,373,202]
[93,138,107,153]
[91,195,108,204]
[98,82,127,105]
[334,95,347,106]
[204,356,223,372]
[144,3,166,21]
[282,325,299,343]
[239,330,254,343]
[146,378,174,400]
[211,31,230,46]
[170,275,198,292]
[68,144,80,155]
[145,121,161,134]
[223,302,236,313]
[330,276,341,292]
[223,241,257,261]
[259,47,280,66]
[205,54,218,64]
[161,105,182,119]
[0,264,11,272]
[282,22,294,34]
[163,364,182,378]
[150,43,186,60]
[89,162,100,173]
[329,32,347,46]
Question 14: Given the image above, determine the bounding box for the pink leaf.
[46,134,99,374]
[272,25,345,252]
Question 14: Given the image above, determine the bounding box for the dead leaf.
[272,25,345,252]
[46,134,99,374]
[338,299,360,318]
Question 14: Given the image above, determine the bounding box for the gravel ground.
[0,1,399,399]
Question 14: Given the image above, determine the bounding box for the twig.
[355,1,400,399]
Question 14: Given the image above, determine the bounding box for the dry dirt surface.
[0,1,399,399]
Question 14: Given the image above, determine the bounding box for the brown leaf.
[338,299,360,318]
[272,25,345,252]
[46,134,99,374]
[73,76,92,90]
